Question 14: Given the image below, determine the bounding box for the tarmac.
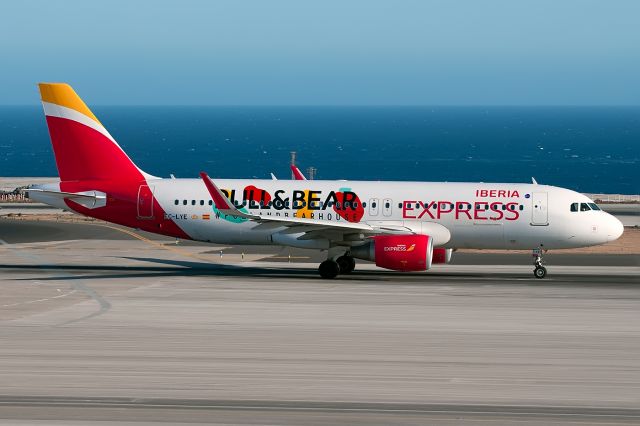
[0,218,639,425]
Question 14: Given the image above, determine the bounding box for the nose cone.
[605,213,624,242]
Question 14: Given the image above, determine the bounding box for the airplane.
[27,83,624,279]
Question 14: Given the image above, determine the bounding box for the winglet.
[291,165,307,180]
[199,172,256,219]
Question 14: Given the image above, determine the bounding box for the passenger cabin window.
[183,200,187,205]
[174,200,179,205]
[191,200,196,206]
[570,203,578,212]
[208,200,213,205]
[200,200,204,206]
[580,203,590,211]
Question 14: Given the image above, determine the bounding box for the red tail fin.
[39,83,154,182]
[290,165,307,180]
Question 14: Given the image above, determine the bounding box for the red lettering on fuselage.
[455,202,472,219]
[437,201,454,219]
[403,201,416,219]
[402,199,522,222]
[474,202,489,220]
[505,202,520,220]
[475,189,520,198]
[418,201,436,219]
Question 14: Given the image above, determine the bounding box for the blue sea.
[0,106,638,194]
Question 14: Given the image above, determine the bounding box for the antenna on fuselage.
[531,177,538,184]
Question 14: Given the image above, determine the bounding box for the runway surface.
[0,219,639,424]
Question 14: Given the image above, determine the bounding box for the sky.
[1,0,639,105]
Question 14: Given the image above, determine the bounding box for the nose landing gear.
[533,248,547,279]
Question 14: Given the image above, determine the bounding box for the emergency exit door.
[530,192,548,226]
[137,185,155,219]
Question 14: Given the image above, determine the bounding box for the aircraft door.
[530,192,548,226]
[369,198,379,216]
[137,185,155,219]
[383,198,392,216]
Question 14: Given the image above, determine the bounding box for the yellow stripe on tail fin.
[38,83,102,125]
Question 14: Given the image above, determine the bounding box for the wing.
[198,173,452,247]
[199,172,373,232]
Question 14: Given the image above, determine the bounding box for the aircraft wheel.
[319,260,340,279]
[336,255,356,274]
[534,266,547,279]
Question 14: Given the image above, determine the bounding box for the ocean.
[0,106,638,194]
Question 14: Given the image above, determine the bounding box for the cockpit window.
[570,203,578,212]
[588,203,601,211]
[580,203,591,211]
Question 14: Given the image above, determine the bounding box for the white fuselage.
[143,179,623,250]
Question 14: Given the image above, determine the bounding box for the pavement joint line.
[0,237,111,325]
[96,223,219,264]
[1,289,78,308]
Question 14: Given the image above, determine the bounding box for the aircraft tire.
[534,266,547,279]
[336,255,356,274]
[319,260,340,279]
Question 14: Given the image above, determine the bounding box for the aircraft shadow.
[1,258,633,286]
[0,256,492,283]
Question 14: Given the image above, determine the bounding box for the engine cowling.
[351,234,433,271]
[432,248,453,264]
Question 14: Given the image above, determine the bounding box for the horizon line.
[1,104,640,108]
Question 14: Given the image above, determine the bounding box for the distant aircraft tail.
[290,165,307,180]
[38,83,155,182]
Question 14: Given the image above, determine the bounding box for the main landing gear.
[318,254,356,279]
[533,248,547,279]
[336,255,356,274]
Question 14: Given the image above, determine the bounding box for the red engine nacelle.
[351,234,434,271]
[432,248,453,264]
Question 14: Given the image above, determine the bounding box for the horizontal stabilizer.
[25,188,107,209]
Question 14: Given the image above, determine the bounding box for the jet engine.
[432,248,453,264]
[351,234,433,271]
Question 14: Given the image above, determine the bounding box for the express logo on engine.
[384,243,416,252]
